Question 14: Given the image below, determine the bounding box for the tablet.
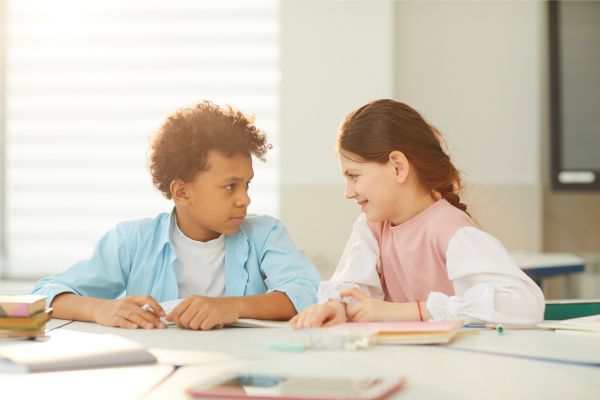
[186,373,405,400]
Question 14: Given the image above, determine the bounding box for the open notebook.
[159,300,289,328]
[329,321,464,345]
[0,330,156,373]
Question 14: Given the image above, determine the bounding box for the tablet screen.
[187,374,405,400]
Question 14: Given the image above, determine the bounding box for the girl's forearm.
[389,301,430,321]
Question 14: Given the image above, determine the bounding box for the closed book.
[0,309,52,329]
[331,321,463,345]
[0,328,45,339]
[0,295,46,317]
[0,329,157,373]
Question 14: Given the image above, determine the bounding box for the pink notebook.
[330,321,463,345]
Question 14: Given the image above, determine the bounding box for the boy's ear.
[389,151,409,184]
[170,179,190,205]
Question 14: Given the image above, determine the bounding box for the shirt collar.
[157,207,176,250]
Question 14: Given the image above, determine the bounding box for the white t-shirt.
[170,219,226,298]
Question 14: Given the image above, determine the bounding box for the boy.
[32,102,320,330]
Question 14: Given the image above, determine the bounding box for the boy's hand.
[289,301,347,329]
[341,288,401,322]
[90,295,165,329]
[166,295,240,330]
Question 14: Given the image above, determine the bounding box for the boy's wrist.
[226,296,243,320]
[88,297,109,323]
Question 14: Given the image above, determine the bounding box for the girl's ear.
[388,151,409,184]
[170,179,191,205]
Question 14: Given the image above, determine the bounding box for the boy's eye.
[225,181,251,191]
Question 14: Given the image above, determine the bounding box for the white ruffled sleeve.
[318,214,385,303]
[426,226,545,326]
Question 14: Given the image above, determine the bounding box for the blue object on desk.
[511,252,585,280]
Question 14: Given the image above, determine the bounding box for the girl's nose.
[344,182,356,199]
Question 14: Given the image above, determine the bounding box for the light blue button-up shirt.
[32,212,321,312]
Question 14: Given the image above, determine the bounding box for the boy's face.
[174,150,253,242]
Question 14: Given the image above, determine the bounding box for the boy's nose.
[235,192,251,207]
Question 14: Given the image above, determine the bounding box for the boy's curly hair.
[148,101,272,199]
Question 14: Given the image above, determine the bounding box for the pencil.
[464,323,505,334]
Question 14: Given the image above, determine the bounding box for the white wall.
[394,1,543,187]
[281,0,394,185]
[394,0,546,251]
[280,0,546,277]
[280,0,394,277]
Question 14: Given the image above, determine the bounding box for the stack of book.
[0,295,51,339]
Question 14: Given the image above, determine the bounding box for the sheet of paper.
[159,299,181,325]
[230,319,289,328]
[537,314,600,332]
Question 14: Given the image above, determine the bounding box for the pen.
[464,323,505,334]
[141,303,163,316]
[141,303,152,312]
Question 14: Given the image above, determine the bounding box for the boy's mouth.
[230,215,246,224]
[358,200,368,210]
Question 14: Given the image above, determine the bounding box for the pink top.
[319,198,545,325]
[367,199,476,303]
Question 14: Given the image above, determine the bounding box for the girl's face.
[338,150,405,223]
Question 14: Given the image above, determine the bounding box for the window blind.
[4,0,280,278]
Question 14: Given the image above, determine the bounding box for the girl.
[290,99,545,328]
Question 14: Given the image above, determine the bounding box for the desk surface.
[3,319,596,400]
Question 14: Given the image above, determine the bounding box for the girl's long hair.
[337,99,468,215]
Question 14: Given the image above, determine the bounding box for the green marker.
[496,324,505,334]
[267,342,306,352]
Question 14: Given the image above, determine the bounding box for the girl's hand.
[340,288,402,322]
[166,295,239,330]
[289,301,347,329]
[90,295,165,329]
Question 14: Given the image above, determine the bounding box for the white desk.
[5,320,596,400]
